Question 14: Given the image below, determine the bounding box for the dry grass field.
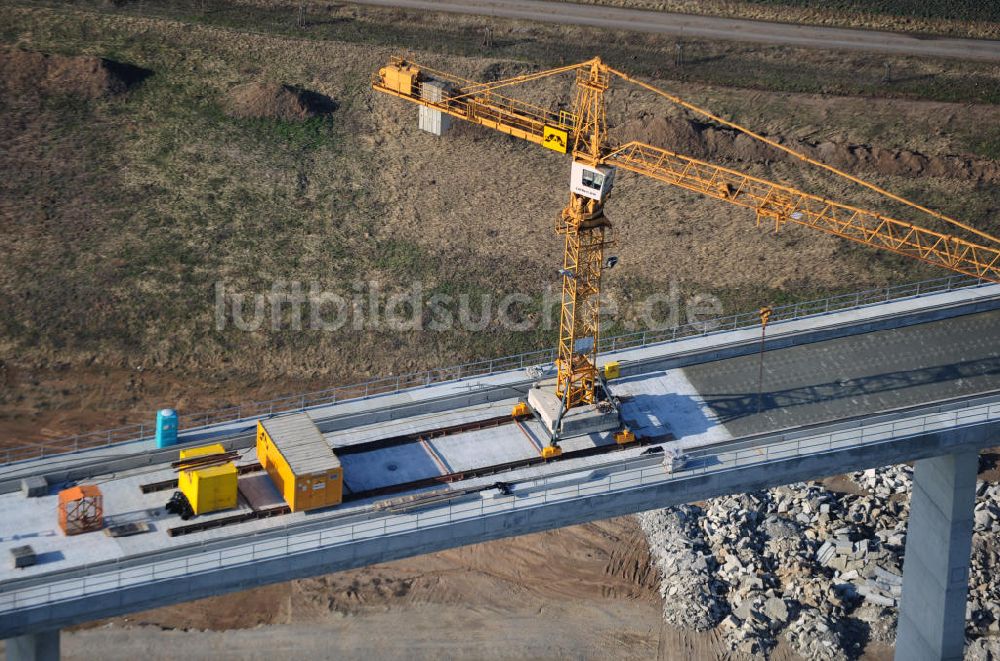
[1,3,999,445]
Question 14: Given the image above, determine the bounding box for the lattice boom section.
[373,79,577,148]
[605,142,1000,283]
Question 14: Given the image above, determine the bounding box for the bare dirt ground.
[62,518,682,660]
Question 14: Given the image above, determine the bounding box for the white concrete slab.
[429,425,544,473]
[340,444,442,492]
[614,370,733,450]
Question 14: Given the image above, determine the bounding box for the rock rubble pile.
[637,505,724,631]
[639,464,1000,658]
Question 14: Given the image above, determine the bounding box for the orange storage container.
[58,485,103,535]
[257,414,342,512]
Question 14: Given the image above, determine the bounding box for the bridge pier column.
[895,451,978,661]
[5,630,60,661]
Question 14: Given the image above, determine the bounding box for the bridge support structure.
[896,451,978,661]
[5,630,59,661]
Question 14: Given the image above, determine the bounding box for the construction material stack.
[257,413,343,512]
[177,444,238,516]
[418,80,452,136]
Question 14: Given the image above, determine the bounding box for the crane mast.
[372,56,1000,454]
[557,59,612,411]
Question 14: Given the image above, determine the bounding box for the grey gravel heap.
[636,504,725,631]
[784,608,848,661]
[968,637,1000,661]
[638,463,1000,658]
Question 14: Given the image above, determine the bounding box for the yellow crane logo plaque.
[542,126,568,153]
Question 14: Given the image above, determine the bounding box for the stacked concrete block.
[418,79,453,136]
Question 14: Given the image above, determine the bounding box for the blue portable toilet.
[155,408,179,448]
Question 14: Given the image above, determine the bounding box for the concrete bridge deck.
[2,281,999,659]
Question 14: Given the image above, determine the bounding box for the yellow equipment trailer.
[257,413,343,512]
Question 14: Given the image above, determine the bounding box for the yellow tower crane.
[373,56,1000,456]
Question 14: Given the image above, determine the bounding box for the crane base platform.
[527,380,621,439]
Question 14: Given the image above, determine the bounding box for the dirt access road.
[349,0,1000,61]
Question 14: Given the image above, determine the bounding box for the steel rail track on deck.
[140,412,531,494]
[155,387,1000,541]
[163,414,667,537]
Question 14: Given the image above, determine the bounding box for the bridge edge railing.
[2,274,990,466]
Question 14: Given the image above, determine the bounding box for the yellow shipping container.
[178,444,238,515]
[257,414,343,512]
